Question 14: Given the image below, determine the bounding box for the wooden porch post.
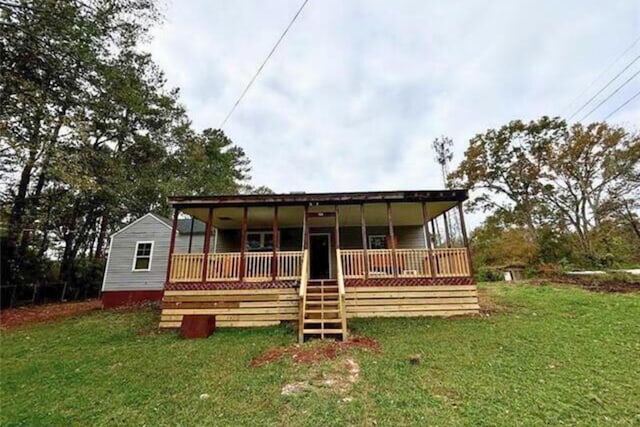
[272,206,279,280]
[165,208,179,284]
[239,207,248,281]
[303,205,309,249]
[187,216,195,253]
[201,207,213,283]
[422,202,437,277]
[387,202,398,277]
[458,202,474,276]
[334,206,341,249]
[360,203,369,280]
[443,211,452,248]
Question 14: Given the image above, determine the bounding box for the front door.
[309,234,331,279]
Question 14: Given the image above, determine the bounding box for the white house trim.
[131,241,155,272]
[101,236,115,292]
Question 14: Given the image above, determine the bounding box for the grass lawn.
[1,283,639,426]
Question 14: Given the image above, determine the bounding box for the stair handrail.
[298,249,309,343]
[336,249,348,339]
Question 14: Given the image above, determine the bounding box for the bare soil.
[534,277,640,293]
[0,299,101,330]
[250,336,380,367]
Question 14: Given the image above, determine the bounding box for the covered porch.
[164,190,473,286]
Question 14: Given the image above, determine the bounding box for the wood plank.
[346,291,477,299]
[346,297,479,306]
[160,315,183,321]
[162,294,297,302]
[161,300,298,310]
[162,307,299,315]
[164,288,297,296]
[217,321,280,327]
[348,304,480,312]
[216,313,297,321]
[347,310,478,318]
[346,285,477,292]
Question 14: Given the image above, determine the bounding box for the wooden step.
[305,300,339,305]
[302,328,344,334]
[305,309,340,314]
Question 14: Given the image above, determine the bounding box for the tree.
[0,1,258,297]
[452,116,640,268]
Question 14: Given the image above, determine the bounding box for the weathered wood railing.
[298,249,309,343]
[169,250,304,283]
[339,248,470,278]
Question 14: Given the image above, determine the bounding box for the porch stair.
[300,280,347,341]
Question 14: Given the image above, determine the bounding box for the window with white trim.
[133,241,153,271]
[246,231,274,252]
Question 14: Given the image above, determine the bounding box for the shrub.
[476,267,504,282]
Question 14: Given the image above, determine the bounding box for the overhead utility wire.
[562,35,640,117]
[579,68,640,121]
[568,53,640,120]
[603,89,640,120]
[219,0,310,129]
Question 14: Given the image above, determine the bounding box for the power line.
[579,68,640,121]
[562,35,640,116]
[219,0,310,129]
[568,53,640,120]
[603,89,640,120]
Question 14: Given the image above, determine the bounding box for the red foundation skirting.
[101,290,164,308]
[345,277,475,287]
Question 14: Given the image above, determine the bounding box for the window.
[246,232,274,252]
[368,235,387,249]
[133,241,153,271]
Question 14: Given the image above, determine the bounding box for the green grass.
[1,283,639,426]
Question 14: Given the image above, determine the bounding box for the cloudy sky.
[148,0,639,225]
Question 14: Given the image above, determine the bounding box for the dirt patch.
[0,299,101,330]
[533,277,640,293]
[477,287,508,315]
[280,357,361,396]
[251,336,380,367]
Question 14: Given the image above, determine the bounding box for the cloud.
[147,0,640,227]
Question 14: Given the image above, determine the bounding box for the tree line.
[0,0,265,302]
[449,117,640,272]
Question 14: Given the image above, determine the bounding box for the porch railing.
[169,250,304,283]
[340,248,470,278]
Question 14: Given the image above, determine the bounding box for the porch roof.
[169,189,468,208]
[169,189,468,229]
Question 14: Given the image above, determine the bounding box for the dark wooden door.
[309,234,330,279]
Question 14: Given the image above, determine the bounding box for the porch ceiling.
[181,201,459,229]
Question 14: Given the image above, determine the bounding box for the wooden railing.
[298,250,309,343]
[244,252,272,281]
[169,254,204,282]
[339,248,470,278]
[207,253,241,281]
[277,251,304,279]
[169,250,304,283]
[432,248,471,277]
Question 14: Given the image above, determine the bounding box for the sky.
[147,0,640,227]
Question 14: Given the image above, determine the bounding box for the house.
[157,189,479,342]
[101,213,210,307]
